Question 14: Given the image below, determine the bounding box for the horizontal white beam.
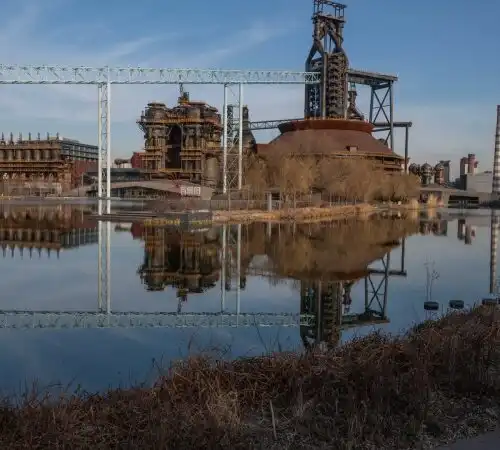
[0,311,304,329]
[0,65,320,85]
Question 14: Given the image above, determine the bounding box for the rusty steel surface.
[137,93,222,187]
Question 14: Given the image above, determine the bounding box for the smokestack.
[492,105,500,193]
[490,210,499,294]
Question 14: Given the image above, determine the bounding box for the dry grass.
[213,204,377,224]
[213,202,435,224]
[1,307,500,449]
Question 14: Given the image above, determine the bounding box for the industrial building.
[460,154,478,177]
[0,133,98,195]
[409,163,446,186]
[112,0,405,196]
[252,1,404,174]
[136,90,223,187]
[461,172,493,193]
[439,160,451,183]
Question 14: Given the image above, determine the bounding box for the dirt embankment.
[1,307,499,449]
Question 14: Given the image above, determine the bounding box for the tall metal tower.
[305,0,349,119]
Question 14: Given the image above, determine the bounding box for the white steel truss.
[220,224,242,320]
[97,208,111,313]
[97,82,111,200]
[0,311,303,330]
[0,64,318,199]
[222,84,244,191]
[0,64,317,313]
[0,65,320,85]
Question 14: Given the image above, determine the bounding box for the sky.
[0,0,499,172]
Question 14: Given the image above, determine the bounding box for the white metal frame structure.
[0,64,319,197]
[0,63,318,318]
[0,311,303,330]
[222,84,244,192]
[220,224,242,320]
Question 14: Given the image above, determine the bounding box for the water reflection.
[0,207,496,334]
[133,223,220,298]
[0,205,499,392]
[235,219,415,350]
[0,204,97,257]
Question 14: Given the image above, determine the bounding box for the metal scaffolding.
[0,311,301,330]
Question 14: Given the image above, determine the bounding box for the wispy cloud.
[0,1,301,156]
[3,0,489,168]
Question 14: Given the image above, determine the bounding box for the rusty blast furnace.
[257,0,403,172]
[305,1,353,119]
[137,90,222,187]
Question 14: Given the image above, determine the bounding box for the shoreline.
[212,201,436,224]
[0,307,498,449]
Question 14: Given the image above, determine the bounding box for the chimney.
[490,210,499,294]
[492,105,500,193]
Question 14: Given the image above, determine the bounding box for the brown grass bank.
[213,200,435,224]
[213,203,377,223]
[1,307,500,449]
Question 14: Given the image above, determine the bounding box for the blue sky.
[0,0,499,174]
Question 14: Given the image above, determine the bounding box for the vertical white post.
[97,85,103,202]
[97,84,103,310]
[222,85,228,194]
[106,220,111,312]
[106,80,111,209]
[98,220,102,310]
[221,224,226,312]
[238,83,243,190]
[236,223,241,325]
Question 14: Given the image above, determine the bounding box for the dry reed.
[1,307,500,449]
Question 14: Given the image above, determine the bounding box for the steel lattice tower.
[305,0,349,118]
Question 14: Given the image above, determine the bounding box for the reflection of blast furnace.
[134,224,220,310]
[300,240,407,350]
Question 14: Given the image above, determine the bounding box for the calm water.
[0,203,496,395]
